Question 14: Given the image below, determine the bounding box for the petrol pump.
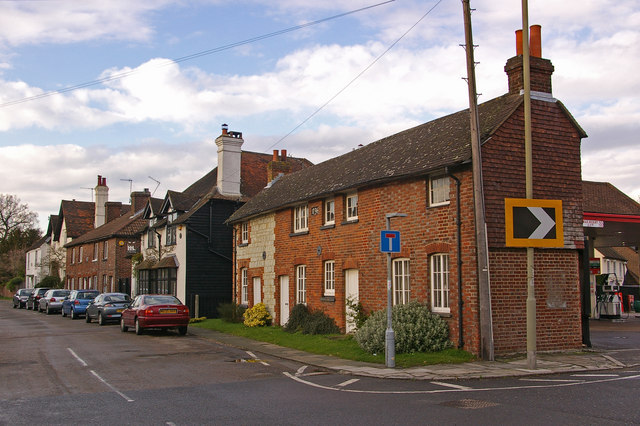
[595,273,622,318]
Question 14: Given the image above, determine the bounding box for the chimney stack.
[215,124,244,197]
[505,25,554,95]
[267,148,292,184]
[130,188,151,214]
[94,175,109,228]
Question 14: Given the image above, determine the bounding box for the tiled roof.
[26,234,50,251]
[59,200,95,238]
[65,209,147,247]
[227,93,527,223]
[583,181,640,216]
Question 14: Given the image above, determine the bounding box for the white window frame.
[71,248,76,264]
[431,253,450,313]
[296,265,307,304]
[103,241,108,260]
[166,225,177,245]
[324,198,335,225]
[393,258,410,305]
[429,176,450,206]
[346,193,358,221]
[79,246,83,263]
[324,260,335,296]
[241,268,248,305]
[241,222,249,244]
[93,243,98,261]
[294,204,308,233]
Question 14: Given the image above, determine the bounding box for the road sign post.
[382,213,406,368]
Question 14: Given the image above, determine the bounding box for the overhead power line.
[267,0,444,150]
[0,1,395,109]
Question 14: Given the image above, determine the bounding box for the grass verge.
[191,319,474,368]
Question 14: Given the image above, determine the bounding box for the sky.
[0,0,638,232]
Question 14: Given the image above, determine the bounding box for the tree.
[0,194,38,246]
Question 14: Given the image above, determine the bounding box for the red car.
[120,294,189,335]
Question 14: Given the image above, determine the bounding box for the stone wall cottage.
[227,27,587,357]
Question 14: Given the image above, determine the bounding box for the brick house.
[227,28,587,357]
[64,177,152,294]
[51,198,96,281]
[135,126,312,317]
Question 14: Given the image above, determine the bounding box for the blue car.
[62,290,100,319]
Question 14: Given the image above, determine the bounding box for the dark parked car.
[13,288,33,309]
[38,289,71,314]
[86,293,131,325]
[26,288,50,310]
[121,294,189,335]
[62,289,100,319]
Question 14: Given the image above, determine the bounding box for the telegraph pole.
[462,0,494,361]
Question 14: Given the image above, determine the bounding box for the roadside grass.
[192,319,474,368]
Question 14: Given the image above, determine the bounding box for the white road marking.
[283,372,640,395]
[296,366,308,376]
[431,381,472,390]
[336,378,360,388]
[520,378,583,383]
[571,374,619,377]
[246,351,269,366]
[90,370,134,402]
[602,354,625,366]
[67,348,87,367]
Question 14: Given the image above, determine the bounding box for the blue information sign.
[380,230,401,253]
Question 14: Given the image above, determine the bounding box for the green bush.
[243,303,272,327]
[5,277,24,292]
[218,302,246,323]
[37,275,62,289]
[346,297,369,331]
[355,301,452,354]
[284,304,339,335]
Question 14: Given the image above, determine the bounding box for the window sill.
[341,219,359,226]
[433,310,451,318]
[238,243,249,248]
[428,201,451,209]
[321,295,335,302]
[289,230,309,237]
[320,224,335,230]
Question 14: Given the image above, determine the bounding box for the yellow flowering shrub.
[243,302,272,327]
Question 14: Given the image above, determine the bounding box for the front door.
[280,276,290,326]
[345,269,359,333]
[253,277,261,305]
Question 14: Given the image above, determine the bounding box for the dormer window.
[167,212,178,224]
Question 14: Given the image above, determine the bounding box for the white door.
[253,277,261,305]
[345,269,359,333]
[280,276,290,326]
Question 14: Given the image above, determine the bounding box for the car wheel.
[120,318,128,332]
[46,305,51,315]
[135,318,143,335]
[178,326,188,336]
[71,309,77,320]
[85,313,92,323]
[98,312,106,326]
[12,303,17,309]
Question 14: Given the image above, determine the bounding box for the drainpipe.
[447,169,464,349]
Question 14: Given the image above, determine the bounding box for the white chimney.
[215,124,244,196]
[94,175,109,228]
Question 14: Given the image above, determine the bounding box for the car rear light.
[105,303,113,307]
[50,298,56,302]
[145,308,154,316]
[74,300,80,305]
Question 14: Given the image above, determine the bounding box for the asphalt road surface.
[2,301,639,425]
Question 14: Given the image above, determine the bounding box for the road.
[1,301,639,425]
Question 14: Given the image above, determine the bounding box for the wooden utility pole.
[462,0,494,361]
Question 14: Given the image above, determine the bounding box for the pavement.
[189,312,640,380]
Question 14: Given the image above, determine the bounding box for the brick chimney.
[504,25,554,95]
[267,150,292,184]
[94,175,109,228]
[105,201,123,223]
[215,124,244,197]
[130,188,151,214]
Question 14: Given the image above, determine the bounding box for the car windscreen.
[108,295,130,302]
[18,290,32,295]
[52,291,69,297]
[145,296,181,305]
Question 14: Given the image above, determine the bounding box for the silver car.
[38,289,71,314]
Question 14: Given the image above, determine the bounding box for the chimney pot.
[530,24,542,58]
[281,149,287,161]
[272,150,279,162]
[515,29,523,56]
[221,123,228,135]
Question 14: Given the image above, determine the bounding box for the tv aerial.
[148,176,161,196]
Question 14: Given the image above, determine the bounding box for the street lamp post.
[385,213,407,368]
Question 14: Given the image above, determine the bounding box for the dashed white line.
[67,347,87,367]
[431,381,472,390]
[90,370,134,402]
[246,351,269,366]
[336,378,360,388]
[520,378,583,383]
[571,374,619,377]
